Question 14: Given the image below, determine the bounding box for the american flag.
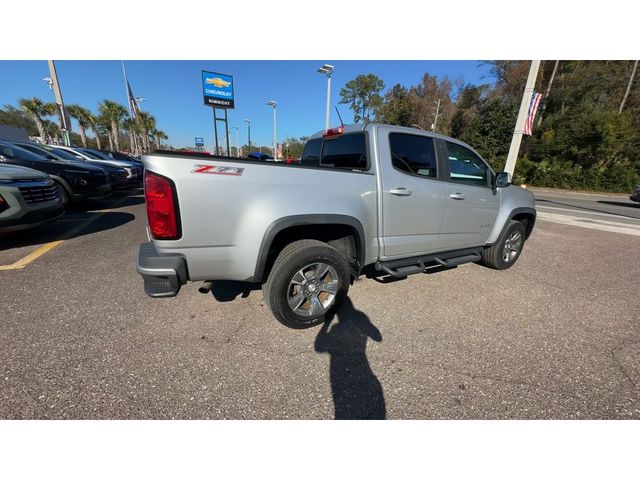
[127,81,140,121]
[523,90,543,136]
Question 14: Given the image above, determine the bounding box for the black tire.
[481,220,526,270]
[263,239,350,329]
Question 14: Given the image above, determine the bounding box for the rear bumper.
[136,242,188,298]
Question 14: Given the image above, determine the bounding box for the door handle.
[390,188,412,196]
[449,193,465,200]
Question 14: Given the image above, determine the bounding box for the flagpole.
[122,60,133,117]
[504,60,541,177]
[122,60,139,155]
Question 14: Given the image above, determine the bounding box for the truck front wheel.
[481,220,526,270]
[263,239,350,329]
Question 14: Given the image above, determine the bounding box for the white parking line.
[537,205,640,222]
[537,211,640,237]
[0,198,133,271]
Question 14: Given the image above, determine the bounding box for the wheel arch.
[252,214,366,283]
[49,175,74,203]
[486,207,536,245]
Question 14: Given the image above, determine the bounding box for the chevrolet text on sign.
[202,71,235,109]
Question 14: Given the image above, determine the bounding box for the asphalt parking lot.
[1,188,639,419]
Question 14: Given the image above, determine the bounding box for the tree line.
[0,97,168,154]
[338,61,640,192]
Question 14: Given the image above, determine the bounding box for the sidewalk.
[527,186,631,198]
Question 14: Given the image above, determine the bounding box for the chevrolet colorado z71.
[137,124,536,328]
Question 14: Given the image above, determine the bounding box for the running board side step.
[376,248,482,278]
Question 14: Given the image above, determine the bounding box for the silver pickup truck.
[137,123,536,328]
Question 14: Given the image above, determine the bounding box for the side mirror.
[494,171,511,188]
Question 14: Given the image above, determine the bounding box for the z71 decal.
[192,164,245,176]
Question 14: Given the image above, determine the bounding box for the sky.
[0,60,495,149]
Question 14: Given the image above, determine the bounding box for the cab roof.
[308,123,471,146]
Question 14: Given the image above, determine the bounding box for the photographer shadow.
[314,297,386,420]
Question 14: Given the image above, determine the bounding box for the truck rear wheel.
[263,239,350,329]
[481,220,526,270]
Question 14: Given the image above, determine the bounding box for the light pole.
[317,64,334,131]
[432,99,442,132]
[244,118,251,151]
[46,61,71,146]
[233,125,239,157]
[267,100,277,159]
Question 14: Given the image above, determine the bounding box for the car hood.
[86,158,136,168]
[0,164,49,181]
[57,159,107,173]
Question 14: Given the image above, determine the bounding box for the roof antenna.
[335,106,345,126]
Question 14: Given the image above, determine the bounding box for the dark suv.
[101,150,143,166]
[0,140,113,206]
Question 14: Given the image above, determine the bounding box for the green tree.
[407,74,457,134]
[85,112,103,150]
[339,74,385,123]
[0,105,39,135]
[67,104,92,148]
[123,117,140,154]
[97,113,114,150]
[282,136,308,158]
[152,129,168,150]
[41,118,60,143]
[377,84,413,126]
[18,97,55,141]
[98,100,128,151]
[137,111,157,153]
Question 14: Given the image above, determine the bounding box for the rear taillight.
[144,171,180,240]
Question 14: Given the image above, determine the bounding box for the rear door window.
[389,133,437,178]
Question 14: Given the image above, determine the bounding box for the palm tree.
[97,113,114,150]
[18,97,55,141]
[123,117,140,154]
[45,101,66,135]
[98,100,128,151]
[67,104,92,148]
[152,129,168,150]
[137,111,157,153]
[42,119,60,144]
[85,112,102,150]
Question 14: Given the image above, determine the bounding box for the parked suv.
[0,164,64,233]
[44,145,130,189]
[5,141,112,205]
[77,148,142,186]
[137,124,536,328]
[101,150,143,166]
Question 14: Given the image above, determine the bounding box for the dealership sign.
[202,71,235,109]
[195,137,204,146]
